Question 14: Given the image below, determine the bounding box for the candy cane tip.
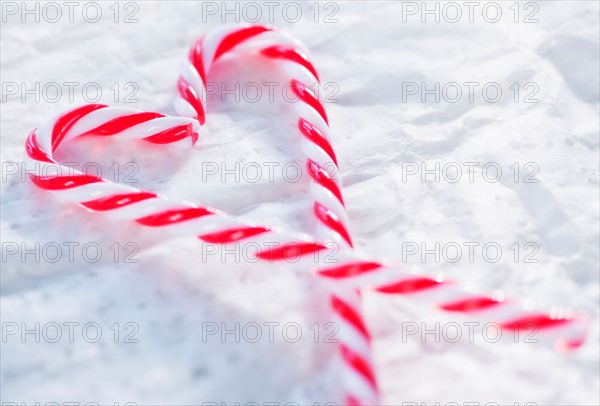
[556,336,586,352]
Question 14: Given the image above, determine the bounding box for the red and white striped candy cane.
[25,103,379,405]
[175,24,377,405]
[258,28,377,406]
[26,25,588,405]
[173,23,588,401]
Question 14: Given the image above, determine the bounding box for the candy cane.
[26,24,588,405]
[25,105,379,406]
[175,25,377,405]
[258,29,376,406]
[173,23,588,400]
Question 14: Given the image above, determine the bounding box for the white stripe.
[342,368,378,405]
[311,182,349,225]
[295,102,329,133]
[202,25,241,71]
[64,107,142,141]
[333,315,372,362]
[234,29,309,55]
[174,97,198,119]
[27,162,68,177]
[282,62,320,90]
[50,182,136,203]
[114,116,195,140]
[154,212,248,237]
[302,141,338,179]
[180,59,207,108]
[35,113,62,153]
[104,198,187,221]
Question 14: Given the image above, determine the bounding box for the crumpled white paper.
[1,1,598,404]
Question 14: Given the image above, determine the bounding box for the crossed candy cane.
[25,24,587,405]
[175,24,377,404]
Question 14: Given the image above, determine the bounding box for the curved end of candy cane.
[34,104,200,153]
[260,44,320,82]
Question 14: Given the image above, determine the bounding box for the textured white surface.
[1,1,599,405]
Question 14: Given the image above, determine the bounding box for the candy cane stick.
[173,23,588,399]
[175,24,377,405]
[256,28,378,405]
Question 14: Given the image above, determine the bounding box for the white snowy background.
[1,1,599,405]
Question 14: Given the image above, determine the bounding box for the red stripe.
[340,344,377,389]
[376,277,444,294]
[260,45,320,81]
[298,118,337,166]
[319,261,382,279]
[144,123,198,145]
[30,174,102,190]
[557,337,585,351]
[439,296,502,312]
[307,160,344,205]
[213,25,272,61]
[51,104,107,151]
[255,241,326,262]
[314,202,353,248]
[135,207,213,227]
[344,395,363,406]
[331,295,370,339]
[79,112,164,137]
[501,314,571,331]
[189,37,207,84]
[291,79,329,125]
[178,76,206,125]
[25,130,54,163]
[199,226,270,244]
[81,192,157,211]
